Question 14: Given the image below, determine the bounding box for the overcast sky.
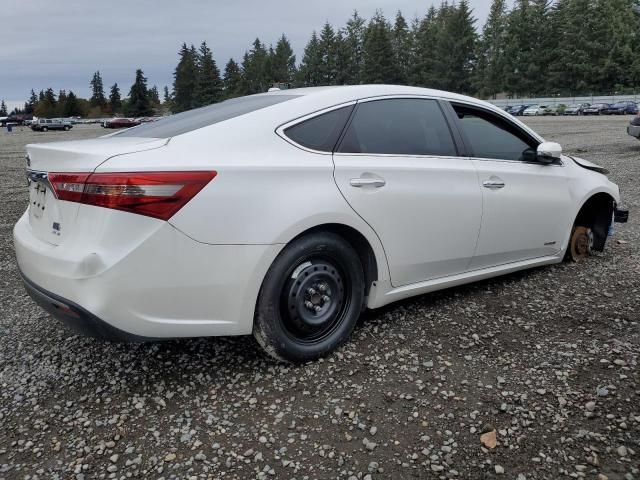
[1,0,493,110]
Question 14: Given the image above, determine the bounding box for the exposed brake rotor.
[569,226,593,262]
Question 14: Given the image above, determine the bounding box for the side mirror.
[537,142,562,164]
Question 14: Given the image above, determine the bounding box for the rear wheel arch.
[573,192,616,252]
[284,223,379,299]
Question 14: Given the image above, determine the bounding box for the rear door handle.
[350,178,386,188]
[483,180,505,190]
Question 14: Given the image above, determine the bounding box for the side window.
[284,105,354,152]
[453,105,537,161]
[337,99,457,157]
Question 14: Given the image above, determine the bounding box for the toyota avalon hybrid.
[14,85,628,362]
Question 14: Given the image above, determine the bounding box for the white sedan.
[523,105,547,116]
[14,85,628,362]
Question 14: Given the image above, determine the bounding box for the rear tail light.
[48,171,217,220]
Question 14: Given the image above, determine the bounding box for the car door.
[448,102,574,270]
[332,97,483,287]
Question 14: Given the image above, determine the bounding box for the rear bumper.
[627,125,640,139]
[20,270,153,341]
[14,210,281,339]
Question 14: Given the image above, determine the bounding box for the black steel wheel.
[254,232,365,362]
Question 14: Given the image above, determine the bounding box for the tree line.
[6,69,161,118]
[4,0,640,118]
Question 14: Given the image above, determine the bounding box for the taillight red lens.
[48,171,217,220]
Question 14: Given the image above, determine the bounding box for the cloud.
[0,0,491,104]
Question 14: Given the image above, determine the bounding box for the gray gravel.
[1,118,639,479]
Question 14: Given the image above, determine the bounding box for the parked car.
[602,101,639,115]
[523,105,547,116]
[14,85,628,362]
[505,105,531,116]
[543,105,560,116]
[563,103,590,115]
[628,114,640,139]
[583,103,612,115]
[102,118,141,129]
[30,118,72,132]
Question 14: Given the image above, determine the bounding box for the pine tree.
[195,41,223,106]
[172,43,198,113]
[241,38,269,94]
[299,31,323,86]
[25,89,38,114]
[223,58,243,98]
[271,34,296,84]
[148,85,160,105]
[392,12,413,85]
[63,91,82,117]
[363,12,397,84]
[475,0,508,97]
[0,100,7,116]
[35,88,57,118]
[163,86,171,103]
[57,90,68,116]
[90,71,107,109]
[127,69,153,117]
[318,22,338,84]
[109,83,122,113]
[344,11,367,84]
[411,7,439,87]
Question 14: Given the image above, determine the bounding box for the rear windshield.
[117,94,300,138]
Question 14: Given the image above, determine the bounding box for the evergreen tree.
[195,41,222,106]
[0,100,7,116]
[299,31,323,86]
[411,7,439,87]
[163,86,171,103]
[344,11,367,84]
[475,0,508,97]
[241,38,269,94]
[363,12,397,84]
[172,43,198,113]
[63,91,82,117]
[271,34,296,84]
[109,83,122,113]
[434,0,476,93]
[318,22,338,84]
[392,12,413,85]
[127,69,153,117]
[90,71,107,109]
[148,85,161,105]
[35,88,57,118]
[25,89,38,114]
[223,59,243,97]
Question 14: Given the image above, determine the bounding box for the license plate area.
[27,177,65,245]
[28,181,48,220]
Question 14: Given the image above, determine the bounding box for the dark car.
[102,118,142,129]
[506,105,530,116]
[603,101,639,115]
[563,103,590,115]
[583,103,611,115]
[30,118,72,132]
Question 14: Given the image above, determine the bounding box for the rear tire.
[63,125,70,131]
[253,232,365,363]
[42,126,48,132]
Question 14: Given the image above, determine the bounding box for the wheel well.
[574,193,615,251]
[291,224,379,298]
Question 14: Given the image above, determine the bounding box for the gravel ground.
[0,118,638,480]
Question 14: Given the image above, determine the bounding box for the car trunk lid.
[25,137,167,246]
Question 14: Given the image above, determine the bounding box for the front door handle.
[350,177,386,188]
[483,179,505,190]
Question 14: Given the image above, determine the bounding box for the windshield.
[117,94,300,138]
